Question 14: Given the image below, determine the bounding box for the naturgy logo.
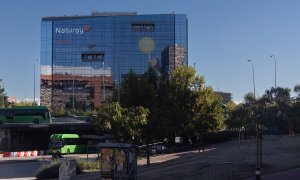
[55,25,92,35]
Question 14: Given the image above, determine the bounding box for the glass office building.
[41,12,188,109]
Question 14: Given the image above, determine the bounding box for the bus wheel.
[33,119,39,124]
[67,149,70,155]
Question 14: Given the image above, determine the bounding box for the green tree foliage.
[110,66,225,144]
[92,102,149,144]
[227,86,300,136]
[65,97,86,111]
[225,94,256,137]
[226,101,237,112]
[120,68,157,109]
[0,85,8,107]
[294,84,300,98]
[51,106,69,117]
[148,78,173,141]
[168,66,224,142]
[190,86,224,138]
[261,87,292,133]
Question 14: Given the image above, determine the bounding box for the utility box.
[98,143,137,180]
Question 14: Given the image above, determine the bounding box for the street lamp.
[117,58,121,104]
[34,58,39,106]
[247,59,261,180]
[72,66,75,110]
[247,60,256,98]
[102,61,106,103]
[269,55,277,89]
[0,78,4,107]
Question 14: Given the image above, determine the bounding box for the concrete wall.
[0,123,97,152]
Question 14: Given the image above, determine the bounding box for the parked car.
[85,115,96,123]
[151,145,168,154]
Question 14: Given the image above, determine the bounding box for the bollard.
[59,158,76,180]
[255,167,261,180]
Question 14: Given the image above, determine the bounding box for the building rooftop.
[42,12,185,21]
[42,12,137,21]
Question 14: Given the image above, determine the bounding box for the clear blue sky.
[0,0,300,103]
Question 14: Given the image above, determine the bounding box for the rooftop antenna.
[91,4,96,14]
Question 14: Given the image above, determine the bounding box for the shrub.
[203,131,231,144]
[77,160,101,172]
[35,159,98,179]
[36,160,60,179]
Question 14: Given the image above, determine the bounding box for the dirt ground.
[137,135,300,180]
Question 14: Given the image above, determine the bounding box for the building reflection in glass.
[40,13,188,110]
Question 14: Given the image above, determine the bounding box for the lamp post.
[248,59,261,180]
[269,55,277,89]
[34,58,39,106]
[247,60,256,98]
[102,61,106,103]
[0,78,4,107]
[72,66,75,110]
[118,58,121,104]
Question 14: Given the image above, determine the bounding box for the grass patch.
[77,160,101,172]
[35,159,99,179]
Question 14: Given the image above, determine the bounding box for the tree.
[111,66,225,145]
[225,92,260,137]
[262,87,292,133]
[92,102,149,144]
[114,68,160,142]
[65,97,86,111]
[122,106,149,144]
[0,85,8,107]
[190,85,224,147]
[226,105,244,140]
[168,66,198,139]
[148,77,173,141]
[51,106,69,117]
[294,84,300,98]
[118,69,157,109]
[168,66,224,144]
[226,101,237,112]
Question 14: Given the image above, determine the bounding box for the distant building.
[7,97,17,103]
[161,44,187,76]
[40,12,188,109]
[215,91,232,104]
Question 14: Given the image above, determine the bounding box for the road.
[0,155,92,180]
[0,159,42,180]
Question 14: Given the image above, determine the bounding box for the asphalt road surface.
[0,154,93,180]
[0,159,42,180]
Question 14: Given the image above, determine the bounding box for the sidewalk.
[246,168,300,180]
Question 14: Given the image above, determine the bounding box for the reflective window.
[41,14,188,109]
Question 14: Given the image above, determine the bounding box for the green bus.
[49,134,105,155]
[0,106,52,124]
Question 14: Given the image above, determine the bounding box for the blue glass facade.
[41,13,188,109]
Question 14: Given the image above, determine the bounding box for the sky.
[0,0,300,103]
